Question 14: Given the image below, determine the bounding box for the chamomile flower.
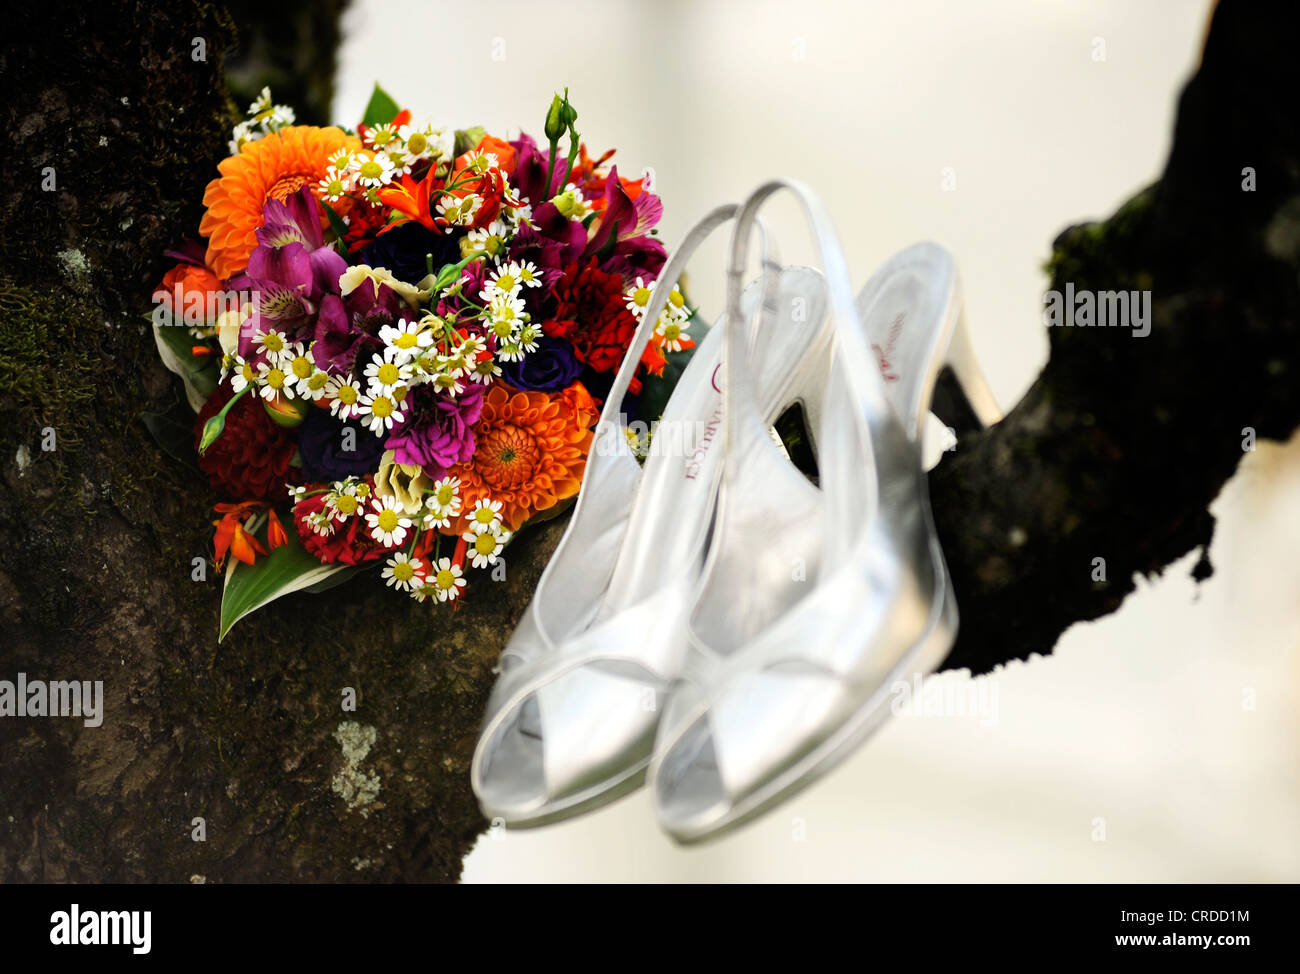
[326,147,356,171]
[424,477,462,525]
[480,261,526,301]
[518,324,541,355]
[382,552,426,592]
[357,391,406,434]
[363,350,414,395]
[317,166,351,202]
[514,260,543,289]
[459,219,510,259]
[365,497,412,547]
[462,526,511,569]
[253,328,291,362]
[353,151,397,188]
[364,123,399,150]
[256,359,294,399]
[325,375,364,419]
[429,557,466,602]
[325,482,364,522]
[488,292,527,336]
[428,369,463,396]
[467,355,502,384]
[656,316,691,353]
[466,498,504,535]
[437,192,482,227]
[502,200,533,227]
[307,509,335,536]
[460,149,499,175]
[287,484,309,503]
[379,318,434,362]
[285,342,316,386]
[299,369,331,402]
[228,355,258,394]
[625,276,655,319]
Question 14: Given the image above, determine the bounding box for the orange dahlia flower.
[199,126,362,279]
[446,383,596,534]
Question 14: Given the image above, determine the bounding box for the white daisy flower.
[325,375,364,419]
[318,166,351,202]
[253,328,291,362]
[656,317,691,353]
[365,497,412,548]
[299,369,331,402]
[436,192,482,227]
[353,151,397,188]
[379,318,434,362]
[468,356,502,384]
[625,276,655,319]
[364,123,399,150]
[429,557,466,602]
[382,552,426,592]
[325,483,363,522]
[518,324,541,355]
[459,219,511,260]
[466,498,504,535]
[284,342,316,386]
[363,349,414,395]
[228,355,258,394]
[424,477,461,524]
[326,147,356,171]
[356,391,406,434]
[514,260,543,288]
[256,359,294,400]
[480,261,526,301]
[463,526,511,569]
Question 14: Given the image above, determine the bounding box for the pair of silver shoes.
[471,180,1002,843]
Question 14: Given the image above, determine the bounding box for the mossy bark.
[0,1,564,883]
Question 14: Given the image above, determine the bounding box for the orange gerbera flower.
[199,126,362,278]
[445,383,595,534]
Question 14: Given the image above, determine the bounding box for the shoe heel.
[934,308,1002,434]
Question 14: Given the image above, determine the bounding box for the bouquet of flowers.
[151,86,693,638]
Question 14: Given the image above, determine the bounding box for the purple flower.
[499,336,582,392]
[386,384,485,475]
[297,409,388,481]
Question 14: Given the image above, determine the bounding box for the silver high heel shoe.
[472,205,834,827]
[648,180,1001,844]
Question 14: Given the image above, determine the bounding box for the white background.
[336,0,1300,881]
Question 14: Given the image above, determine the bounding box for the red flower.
[291,488,395,566]
[544,258,641,376]
[195,383,300,502]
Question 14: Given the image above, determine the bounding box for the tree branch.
[931,0,1300,675]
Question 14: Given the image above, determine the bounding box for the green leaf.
[219,514,356,641]
[453,126,487,156]
[362,83,402,127]
[152,322,219,411]
[322,203,352,261]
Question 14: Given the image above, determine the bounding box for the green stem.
[198,383,252,454]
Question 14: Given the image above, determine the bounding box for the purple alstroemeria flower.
[246,187,347,302]
[385,383,485,474]
[311,277,403,375]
